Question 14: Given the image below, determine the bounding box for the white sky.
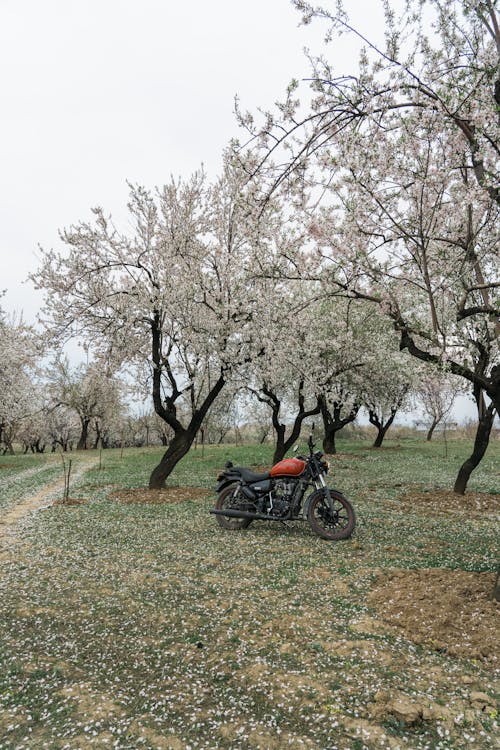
[0,0,479,421]
[0,0,388,320]
[0,0,320,318]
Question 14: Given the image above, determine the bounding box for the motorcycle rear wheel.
[215,485,253,530]
[307,489,355,541]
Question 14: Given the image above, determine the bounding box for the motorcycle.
[210,433,355,540]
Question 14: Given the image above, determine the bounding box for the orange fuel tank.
[270,457,306,477]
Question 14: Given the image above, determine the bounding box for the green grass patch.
[0,438,498,749]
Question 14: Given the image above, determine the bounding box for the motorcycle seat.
[235,467,270,483]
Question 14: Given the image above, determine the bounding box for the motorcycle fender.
[302,488,348,518]
[215,478,240,494]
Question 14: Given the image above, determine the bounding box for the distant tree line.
[0,303,468,457]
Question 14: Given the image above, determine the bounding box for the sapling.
[59,452,72,504]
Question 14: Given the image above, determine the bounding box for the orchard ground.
[0,437,498,750]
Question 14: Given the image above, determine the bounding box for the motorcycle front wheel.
[307,489,355,541]
[215,484,254,530]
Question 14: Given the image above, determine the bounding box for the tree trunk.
[258,426,270,445]
[319,396,359,455]
[149,429,194,489]
[369,408,397,448]
[492,564,500,602]
[149,363,225,488]
[426,418,439,441]
[77,418,90,450]
[148,314,225,487]
[322,428,337,454]
[453,403,495,494]
[272,406,320,464]
[272,424,287,464]
[92,420,102,450]
[373,425,389,447]
[262,382,320,464]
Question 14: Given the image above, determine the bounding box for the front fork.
[314,474,336,513]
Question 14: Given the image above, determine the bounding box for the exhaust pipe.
[210,508,289,522]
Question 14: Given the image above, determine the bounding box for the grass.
[0,455,61,514]
[0,437,498,749]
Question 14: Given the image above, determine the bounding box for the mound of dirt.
[400,488,500,513]
[107,486,210,505]
[52,498,88,506]
[368,568,499,668]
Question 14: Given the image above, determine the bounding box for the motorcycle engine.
[269,478,294,516]
[274,478,294,499]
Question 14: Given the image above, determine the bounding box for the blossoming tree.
[32,157,275,487]
[48,357,124,450]
[242,0,499,493]
[417,372,463,441]
[0,305,38,454]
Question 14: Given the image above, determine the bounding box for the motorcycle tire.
[215,484,253,530]
[307,489,355,541]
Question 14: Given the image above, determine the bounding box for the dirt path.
[3,462,58,483]
[0,457,98,559]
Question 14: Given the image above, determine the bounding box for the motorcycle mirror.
[311,422,315,432]
[292,444,299,453]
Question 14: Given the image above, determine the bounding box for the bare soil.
[107,486,211,505]
[399,488,500,513]
[52,497,88,506]
[0,458,98,560]
[368,568,499,669]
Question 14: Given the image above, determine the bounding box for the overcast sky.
[0,1,478,421]
[0,0,395,319]
[0,0,325,319]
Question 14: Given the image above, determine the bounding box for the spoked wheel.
[307,489,355,540]
[215,484,254,530]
